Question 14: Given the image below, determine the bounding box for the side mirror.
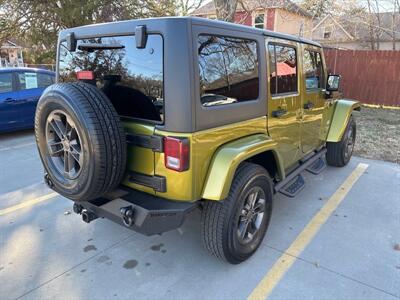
[135,25,147,49]
[327,74,341,92]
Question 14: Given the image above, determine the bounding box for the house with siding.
[0,40,24,67]
[191,0,314,38]
[312,13,400,50]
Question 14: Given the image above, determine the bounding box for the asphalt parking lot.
[0,130,399,300]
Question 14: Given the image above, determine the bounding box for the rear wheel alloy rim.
[344,125,355,160]
[237,186,266,244]
[45,110,83,180]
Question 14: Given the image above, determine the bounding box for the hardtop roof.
[59,16,322,48]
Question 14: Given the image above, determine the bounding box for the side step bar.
[274,148,327,194]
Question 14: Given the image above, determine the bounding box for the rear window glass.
[198,35,259,107]
[59,34,164,123]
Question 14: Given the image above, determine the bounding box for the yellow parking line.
[248,163,369,300]
[0,142,36,152]
[0,192,58,216]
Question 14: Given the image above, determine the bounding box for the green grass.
[353,107,400,164]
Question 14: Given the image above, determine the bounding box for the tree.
[213,0,239,22]
[300,0,335,18]
[0,0,203,64]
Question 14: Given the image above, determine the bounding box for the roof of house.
[192,0,312,18]
[1,40,23,49]
[313,12,400,42]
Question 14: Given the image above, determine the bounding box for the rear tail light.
[76,70,94,80]
[164,137,189,172]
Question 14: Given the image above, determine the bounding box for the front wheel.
[201,163,273,264]
[326,116,356,167]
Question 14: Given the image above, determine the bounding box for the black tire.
[326,116,356,167]
[35,82,126,201]
[201,163,273,264]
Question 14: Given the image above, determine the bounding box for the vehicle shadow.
[0,129,35,149]
[0,129,34,140]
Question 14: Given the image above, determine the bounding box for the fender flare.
[201,134,283,201]
[326,99,361,142]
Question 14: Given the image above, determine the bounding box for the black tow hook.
[82,209,98,223]
[44,173,54,189]
[120,205,135,227]
[73,203,83,214]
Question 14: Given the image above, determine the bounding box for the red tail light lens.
[164,137,189,172]
[76,71,94,80]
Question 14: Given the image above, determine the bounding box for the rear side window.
[18,72,54,90]
[268,43,297,95]
[198,35,259,107]
[59,34,164,123]
[303,50,324,90]
[38,73,55,88]
[0,73,13,93]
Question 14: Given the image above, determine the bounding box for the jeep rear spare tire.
[35,82,126,201]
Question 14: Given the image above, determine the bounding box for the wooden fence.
[324,49,400,107]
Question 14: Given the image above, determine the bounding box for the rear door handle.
[304,102,314,110]
[272,109,287,118]
[4,98,16,103]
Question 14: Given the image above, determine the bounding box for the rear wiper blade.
[78,43,125,51]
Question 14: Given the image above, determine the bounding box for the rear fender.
[201,134,282,201]
[326,99,361,142]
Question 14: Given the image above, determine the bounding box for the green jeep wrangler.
[35,17,360,264]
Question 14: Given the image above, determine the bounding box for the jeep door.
[300,45,326,153]
[266,39,302,169]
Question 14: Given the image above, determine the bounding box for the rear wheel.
[201,163,273,264]
[326,116,356,167]
[35,82,126,201]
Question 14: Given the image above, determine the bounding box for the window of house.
[268,43,298,95]
[254,13,265,29]
[198,35,259,107]
[303,50,324,90]
[0,72,12,93]
[323,27,331,39]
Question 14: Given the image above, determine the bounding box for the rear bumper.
[74,188,198,236]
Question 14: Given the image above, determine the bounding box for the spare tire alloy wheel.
[46,110,83,180]
[35,82,127,202]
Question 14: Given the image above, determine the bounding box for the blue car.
[0,67,55,133]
